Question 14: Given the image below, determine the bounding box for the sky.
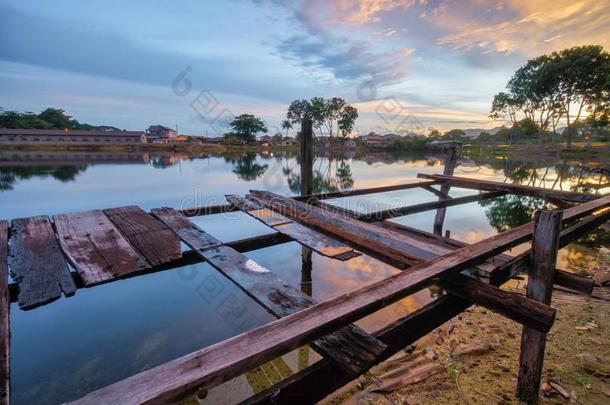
[1,0,609,136]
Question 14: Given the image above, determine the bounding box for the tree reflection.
[284,157,354,194]
[0,166,87,190]
[226,153,269,181]
[479,195,552,233]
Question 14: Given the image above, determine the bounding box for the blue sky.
[1,0,609,135]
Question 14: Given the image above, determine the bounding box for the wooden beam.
[151,208,386,375]
[0,221,9,405]
[300,119,313,196]
[357,191,505,222]
[104,206,181,267]
[418,174,598,203]
[382,220,594,295]
[53,210,150,285]
[8,216,76,309]
[292,180,439,201]
[72,195,610,405]
[243,206,610,404]
[517,211,562,402]
[226,195,359,260]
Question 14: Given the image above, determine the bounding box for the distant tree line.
[0,107,122,131]
[490,45,610,147]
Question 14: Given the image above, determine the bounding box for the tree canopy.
[286,97,358,138]
[229,114,268,143]
[490,45,610,147]
[0,107,122,131]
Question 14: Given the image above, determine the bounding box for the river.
[1,149,608,404]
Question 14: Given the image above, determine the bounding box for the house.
[201,136,224,144]
[0,129,146,144]
[259,135,274,146]
[281,137,298,146]
[358,133,401,147]
[172,135,190,142]
[344,139,357,148]
[147,125,177,143]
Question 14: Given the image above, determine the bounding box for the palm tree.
[281,119,292,137]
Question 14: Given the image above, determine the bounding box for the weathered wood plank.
[356,191,506,222]
[53,210,150,285]
[243,206,610,405]
[9,216,76,309]
[151,208,386,375]
[517,211,562,402]
[292,180,439,201]
[418,174,598,203]
[72,195,610,405]
[148,207,222,252]
[104,206,181,267]
[226,195,359,260]
[0,221,9,405]
[382,220,594,295]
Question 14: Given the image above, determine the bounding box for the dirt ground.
[324,256,610,405]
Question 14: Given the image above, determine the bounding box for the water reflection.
[3,149,609,404]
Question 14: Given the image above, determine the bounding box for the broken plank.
[226,195,359,260]
[104,206,181,267]
[418,174,597,203]
[71,194,610,405]
[54,210,150,285]
[147,207,221,252]
[151,208,385,375]
[0,221,8,405]
[9,216,76,309]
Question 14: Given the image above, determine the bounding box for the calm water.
[1,149,608,404]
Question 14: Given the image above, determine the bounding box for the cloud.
[434,0,610,57]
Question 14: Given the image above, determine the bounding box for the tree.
[491,45,610,148]
[38,108,72,129]
[281,119,292,137]
[229,114,267,143]
[285,97,358,138]
[551,45,610,147]
[443,129,466,140]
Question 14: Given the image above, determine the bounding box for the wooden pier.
[1,127,609,404]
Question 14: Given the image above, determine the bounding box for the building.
[0,129,146,144]
[172,135,190,142]
[259,135,273,146]
[147,125,177,143]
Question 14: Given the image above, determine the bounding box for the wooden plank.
[147,207,221,252]
[357,191,506,222]
[8,216,76,309]
[292,180,439,201]
[382,220,594,295]
[226,195,359,260]
[53,210,150,285]
[418,174,597,203]
[244,207,610,405]
[0,221,9,405]
[104,206,181,267]
[517,211,562,402]
[441,273,555,332]
[72,195,610,405]
[151,208,386,375]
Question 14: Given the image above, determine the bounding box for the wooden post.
[300,119,314,196]
[516,210,562,403]
[433,144,458,235]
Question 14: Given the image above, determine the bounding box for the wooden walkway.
[1,174,609,405]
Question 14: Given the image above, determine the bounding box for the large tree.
[490,45,610,147]
[229,114,267,143]
[286,97,358,138]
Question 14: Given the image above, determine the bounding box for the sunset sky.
[1,0,609,135]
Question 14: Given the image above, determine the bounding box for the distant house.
[259,135,273,146]
[344,139,357,148]
[358,133,401,147]
[173,135,190,142]
[281,137,298,146]
[0,129,146,144]
[201,136,224,144]
[147,125,177,143]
